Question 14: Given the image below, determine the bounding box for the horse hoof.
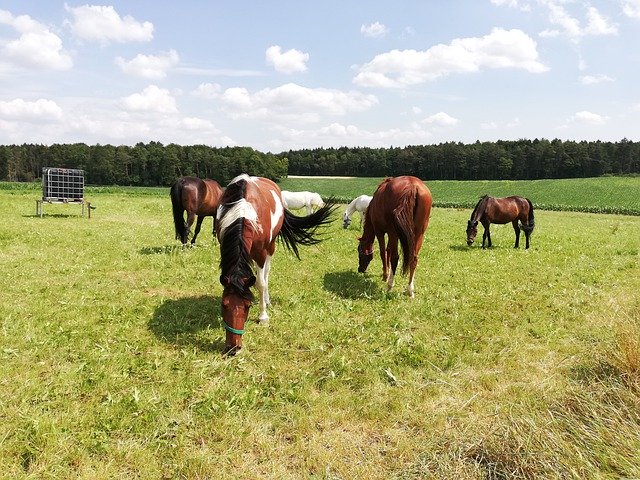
[223,345,241,356]
[258,316,269,325]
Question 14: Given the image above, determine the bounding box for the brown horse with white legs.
[216,174,336,355]
[357,176,432,298]
[466,195,535,249]
[170,176,224,246]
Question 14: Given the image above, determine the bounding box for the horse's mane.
[218,179,255,300]
[470,195,490,222]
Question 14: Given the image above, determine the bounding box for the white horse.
[342,194,372,229]
[281,190,324,215]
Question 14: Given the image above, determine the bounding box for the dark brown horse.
[216,174,335,354]
[170,176,224,246]
[357,176,432,297]
[466,195,535,249]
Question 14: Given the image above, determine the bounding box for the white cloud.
[422,112,458,126]
[360,22,389,38]
[115,50,179,79]
[579,74,615,85]
[0,98,63,121]
[623,0,640,18]
[219,83,378,121]
[490,0,531,11]
[192,83,222,99]
[571,110,609,125]
[354,28,547,88]
[539,1,617,40]
[120,85,177,113]
[265,45,309,74]
[65,5,153,43]
[0,9,72,70]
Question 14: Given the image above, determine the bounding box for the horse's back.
[369,176,431,232]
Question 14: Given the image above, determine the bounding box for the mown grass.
[0,181,639,479]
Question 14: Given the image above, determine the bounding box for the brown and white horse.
[170,176,224,246]
[216,174,335,354]
[357,176,432,297]
[466,195,535,249]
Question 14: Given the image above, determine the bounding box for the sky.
[1,1,640,153]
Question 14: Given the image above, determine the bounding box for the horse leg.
[482,225,488,249]
[525,228,531,249]
[184,211,196,245]
[377,234,388,281]
[255,256,272,323]
[512,220,520,248]
[191,215,205,245]
[386,236,400,292]
[406,235,424,298]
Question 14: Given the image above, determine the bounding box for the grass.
[0,180,639,478]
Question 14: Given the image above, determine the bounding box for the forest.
[0,138,639,186]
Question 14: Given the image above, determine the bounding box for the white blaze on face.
[217,199,260,236]
[269,190,284,242]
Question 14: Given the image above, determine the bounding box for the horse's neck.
[345,198,358,217]
[471,197,488,222]
[360,214,376,246]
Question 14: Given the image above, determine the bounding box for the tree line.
[0,142,287,186]
[0,138,639,186]
[282,138,640,180]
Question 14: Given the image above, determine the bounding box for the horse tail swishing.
[521,198,535,233]
[391,188,418,276]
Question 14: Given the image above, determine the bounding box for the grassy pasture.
[0,179,639,479]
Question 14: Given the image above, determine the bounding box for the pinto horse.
[281,190,325,215]
[357,176,432,297]
[342,194,372,229]
[170,176,224,246]
[216,174,335,354]
[466,195,535,249]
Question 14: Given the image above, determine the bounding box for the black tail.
[170,180,187,242]
[522,198,535,233]
[278,198,337,259]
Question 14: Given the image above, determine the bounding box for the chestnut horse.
[357,176,432,297]
[170,176,224,246]
[466,195,535,249]
[216,174,335,354]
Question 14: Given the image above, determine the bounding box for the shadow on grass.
[323,270,384,300]
[149,295,225,353]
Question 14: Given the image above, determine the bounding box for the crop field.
[0,178,639,479]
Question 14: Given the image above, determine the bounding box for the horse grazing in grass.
[342,194,372,229]
[216,174,336,354]
[170,176,224,246]
[466,195,535,249]
[357,176,432,297]
[281,190,324,215]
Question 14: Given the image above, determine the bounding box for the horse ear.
[246,275,256,288]
[220,275,229,286]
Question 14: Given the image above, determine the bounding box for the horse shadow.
[323,270,384,300]
[148,295,225,353]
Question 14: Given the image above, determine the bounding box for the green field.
[280,175,640,215]
[0,179,639,479]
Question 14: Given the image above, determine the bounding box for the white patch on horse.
[217,199,261,236]
[229,173,258,185]
[269,190,284,242]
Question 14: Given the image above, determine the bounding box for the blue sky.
[1,1,639,153]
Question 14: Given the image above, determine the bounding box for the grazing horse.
[216,174,335,354]
[466,195,535,249]
[342,194,373,229]
[281,190,325,215]
[170,176,224,246]
[357,176,432,298]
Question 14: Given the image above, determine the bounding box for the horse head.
[342,212,351,229]
[220,274,256,355]
[466,220,478,246]
[357,238,374,273]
